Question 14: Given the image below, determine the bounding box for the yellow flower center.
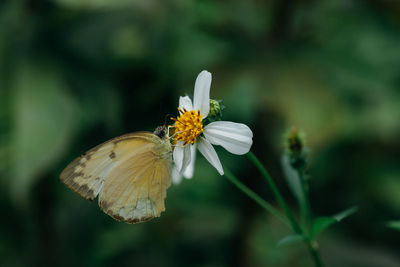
[171,108,204,145]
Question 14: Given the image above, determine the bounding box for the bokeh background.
[1,0,400,266]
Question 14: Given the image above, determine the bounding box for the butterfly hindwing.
[60,132,172,223]
[99,146,172,223]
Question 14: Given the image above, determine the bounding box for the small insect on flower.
[60,126,173,224]
[170,70,253,183]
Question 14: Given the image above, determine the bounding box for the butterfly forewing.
[60,132,172,223]
[60,141,117,201]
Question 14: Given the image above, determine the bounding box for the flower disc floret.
[172,108,204,145]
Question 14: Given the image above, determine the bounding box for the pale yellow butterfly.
[60,126,172,224]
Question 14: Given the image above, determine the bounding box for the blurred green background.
[1,0,400,266]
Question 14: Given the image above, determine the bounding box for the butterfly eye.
[154,125,167,138]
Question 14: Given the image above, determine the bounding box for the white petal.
[182,144,196,178]
[203,121,253,155]
[193,70,211,117]
[172,166,183,184]
[197,137,224,175]
[179,96,193,111]
[173,142,192,172]
[173,145,184,171]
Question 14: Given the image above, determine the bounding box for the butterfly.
[60,126,172,224]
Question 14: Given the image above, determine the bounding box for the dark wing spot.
[99,199,156,224]
[100,200,111,211]
[127,218,141,224]
[113,214,124,222]
[109,152,116,159]
[66,181,95,201]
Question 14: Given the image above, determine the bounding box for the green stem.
[247,151,324,267]
[247,152,302,233]
[298,170,313,233]
[224,168,289,227]
[306,241,323,267]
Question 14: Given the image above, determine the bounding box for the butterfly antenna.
[164,114,172,126]
[163,114,173,137]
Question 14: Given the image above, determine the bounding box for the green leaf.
[9,60,78,205]
[386,221,400,232]
[277,234,305,247]
[332,206,359,221]
[311,206,358,238]
[281,154,306,213]
[311,217,336,239]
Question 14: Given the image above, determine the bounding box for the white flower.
[171,70,253,183]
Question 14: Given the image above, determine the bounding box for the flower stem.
[224,168,289,227]
[306,241,323,267]
[298,170,313,233]
[247,152,302,233]
[247,151,324,267]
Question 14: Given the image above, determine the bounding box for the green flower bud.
[208,99,221,118]
[285,127,307,170]
[287,127,304,154]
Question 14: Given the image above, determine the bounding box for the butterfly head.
[154,125,168,139]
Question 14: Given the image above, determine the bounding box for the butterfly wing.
[60,132,172,223]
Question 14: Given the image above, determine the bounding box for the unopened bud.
[285,127,307,170]
[287,127,303,154]
[209,99,221,117]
